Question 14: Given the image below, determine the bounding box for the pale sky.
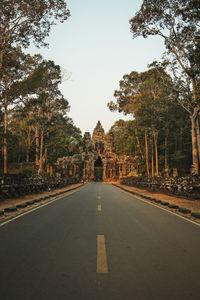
[28,0,165,135]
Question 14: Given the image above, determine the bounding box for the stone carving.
[121,175,200,199]
[57,121,137,181]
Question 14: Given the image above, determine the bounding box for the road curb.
[155,199,162,204]
[179,207,191,214]
[191,212,200,219]
[4,206,18,213]
[16,203,28,209]
[35,199,42,203]
[168,204,179,209]
[160,201,169,206]
[26,200,36,205]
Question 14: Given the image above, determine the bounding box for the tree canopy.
[0,0,70,69]
[122,0,200,174]
[108,66,192,176]
[0,47,81,175]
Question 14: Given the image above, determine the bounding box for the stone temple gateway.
[57,121,137,181]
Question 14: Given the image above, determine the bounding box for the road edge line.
[0,185,85,228]
[113,184,200,228]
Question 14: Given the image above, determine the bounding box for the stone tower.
[92,120,105,141]
[57,121,137,181]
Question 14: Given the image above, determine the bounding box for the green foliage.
[129,0,200,111]
[18,168,33,176]
[47,126,82,164]
[108,1,200,175]
[108,66,192,174]
[0,3,75,175]
[109,120,137,155]
[0,0,70,52]
[0,46,82,173]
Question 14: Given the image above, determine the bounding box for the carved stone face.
[95,141,104,154]
[83,132,91,141]
[57,121,137,181]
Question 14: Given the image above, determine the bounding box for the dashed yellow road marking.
[98,204,102,211]
[97,235,108,274]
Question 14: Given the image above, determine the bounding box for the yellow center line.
[97,235,108,274]
[98,204,102,211]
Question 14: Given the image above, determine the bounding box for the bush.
[19,168,33,177]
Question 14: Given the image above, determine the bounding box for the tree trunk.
[39,126,44,171]
[3,103,7,175]
[145,129,149,176]
[136,135,144,159]
[0,50,4,72]
[35,125,39,168]
[195,116,200,162]
[44,148,47,165]
[153,127,159,176]
[151,137,154,177]
[50,165,53,176]
[45,103,51,166]
[26,150,29,163]
[26,127,31,163]
[165,136,169,170]
[190,109,199,175]
[46,163,50,174]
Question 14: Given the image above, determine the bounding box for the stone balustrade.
[0,174,80,200]
[121,175,200,199]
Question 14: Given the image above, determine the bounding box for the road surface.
[0,183,200,299]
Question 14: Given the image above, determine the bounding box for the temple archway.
[94,156,103,181]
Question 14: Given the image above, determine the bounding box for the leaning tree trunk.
[145,129,149,177]
[190,108,199,175]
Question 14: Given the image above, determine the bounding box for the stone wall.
[57,121,137,181]
[121,175,200,199]
[0,174,80,200]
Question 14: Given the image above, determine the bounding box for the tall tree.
[0,0,70,71]
[0,47,38,174]
[17,58,71,172]
[47,115,82,168]
[108,67,191,175]
[129,0,200,174]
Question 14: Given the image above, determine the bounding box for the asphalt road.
[0,183,200,300]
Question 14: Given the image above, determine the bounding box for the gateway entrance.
[94,156,103,181]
